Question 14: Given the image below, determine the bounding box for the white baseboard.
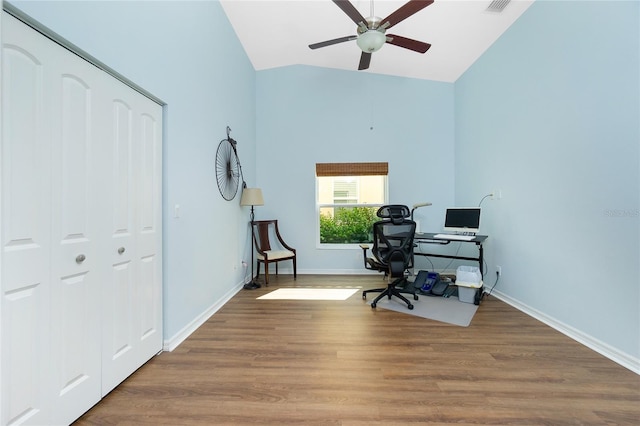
[490,289,640,375]
[299,269,378,275]
[297,269,456,276]
[162,282,243,352]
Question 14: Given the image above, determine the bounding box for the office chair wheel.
[408,304,414,310]
[371,302,377,308]
[413,294,419,300]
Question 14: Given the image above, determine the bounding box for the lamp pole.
[240,188,264,289]
[247,204,258,288]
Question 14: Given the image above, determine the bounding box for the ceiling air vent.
[486,0,511,13]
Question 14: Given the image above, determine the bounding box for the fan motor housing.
[358,16,384,34]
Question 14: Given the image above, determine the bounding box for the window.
[316,162,388,247]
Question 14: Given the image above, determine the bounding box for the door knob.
[75,254,86,264]
[118,247,125,255]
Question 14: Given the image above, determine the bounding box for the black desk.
[413,232,488,276]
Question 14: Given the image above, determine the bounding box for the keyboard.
[433,233,476,241]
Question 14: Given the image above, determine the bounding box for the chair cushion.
[257,250,294,261]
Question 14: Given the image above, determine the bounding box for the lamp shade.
[356,30,386,53]
[240,188,264,206]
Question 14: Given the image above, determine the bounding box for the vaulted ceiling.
[220,0,534,82]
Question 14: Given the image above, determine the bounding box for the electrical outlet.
[491,190,502,200]
[496,265,502,276]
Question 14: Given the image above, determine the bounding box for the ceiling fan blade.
[358,52,372,70]
[385,34,431,53]
[309,35,357,50]
[380,0,434,30]
[332,0,368,28]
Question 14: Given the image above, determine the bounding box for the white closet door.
[134,103,163,364]
[2,11,163,425]
[101,82,163,395]
[1,14,53,426]
[48,40,103,425]
[100,87,139,394]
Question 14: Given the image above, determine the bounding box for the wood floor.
[75,275,639,425]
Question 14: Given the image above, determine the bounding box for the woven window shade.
[315,162,388,177]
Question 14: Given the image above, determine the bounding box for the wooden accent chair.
[251,220,297,286]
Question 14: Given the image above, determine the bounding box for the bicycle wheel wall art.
[215,126,245,201]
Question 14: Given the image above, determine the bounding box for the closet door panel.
[1,37,49,299]
[137,111,161,257]
[49,52,101,425]
[139,253,160,346]
[1,287,49,425]
[1,17,52,426]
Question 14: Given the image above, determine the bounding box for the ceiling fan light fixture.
[356,30,386,53]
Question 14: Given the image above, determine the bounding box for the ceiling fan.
[309,0,434,70]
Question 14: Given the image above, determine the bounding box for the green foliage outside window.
[320,206,378,244]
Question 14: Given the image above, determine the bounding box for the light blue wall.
[10,0,258,341]
[255,65,457,273]
[456,0,639,360]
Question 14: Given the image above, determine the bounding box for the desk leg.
[479,243,484,277]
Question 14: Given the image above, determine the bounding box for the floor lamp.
[240,188,264,289]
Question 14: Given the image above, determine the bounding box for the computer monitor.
[443,207,481,234]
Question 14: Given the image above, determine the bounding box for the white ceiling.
[220,0,535,82]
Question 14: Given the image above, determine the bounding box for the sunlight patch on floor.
[257,287,360,301]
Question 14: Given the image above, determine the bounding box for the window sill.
[317,243,368,250]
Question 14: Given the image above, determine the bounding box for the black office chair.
[361,205,419,310]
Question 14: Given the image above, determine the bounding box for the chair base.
[362,279,419,310]
[255,258,297,286]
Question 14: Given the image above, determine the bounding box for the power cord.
[477,193,494,297]
[413,246,435,271]
[484,270,500,297]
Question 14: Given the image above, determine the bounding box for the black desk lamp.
[240,188,264,289]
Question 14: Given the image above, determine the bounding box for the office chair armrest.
[360,244,382,271]
[360,244,370,268]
